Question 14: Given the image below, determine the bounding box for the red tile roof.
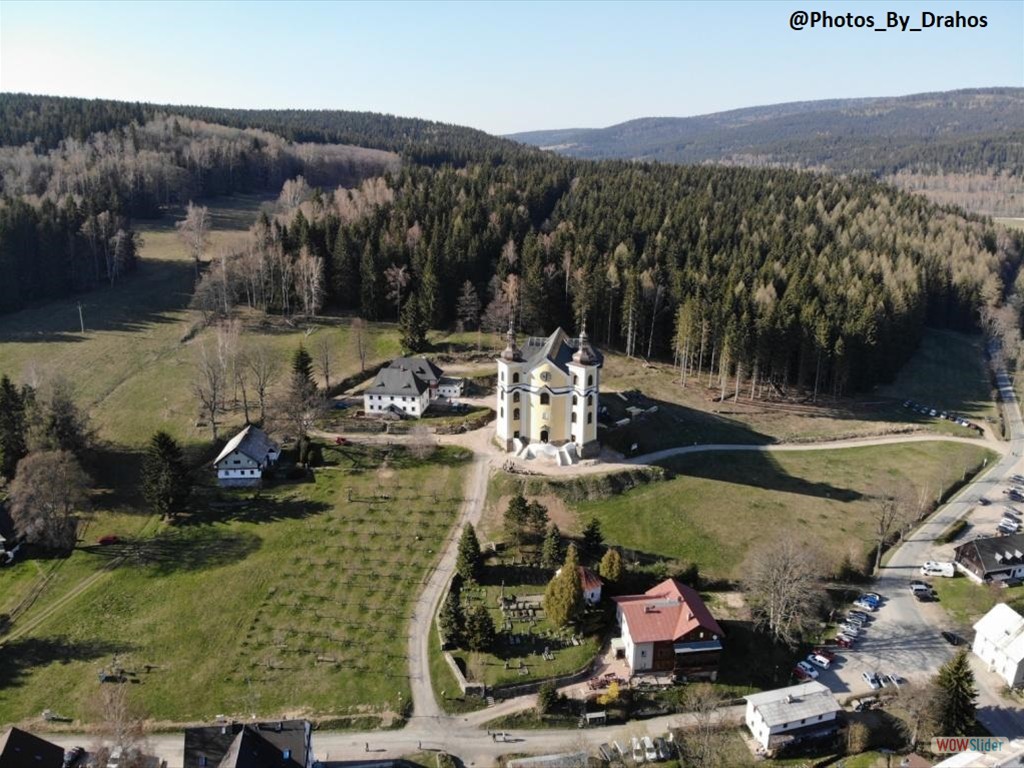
[579,566,603,591]
[612,578,723,643]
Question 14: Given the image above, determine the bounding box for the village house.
[972,603,1024,688]
[495,324,602,461]
[0,727,64,768]
[183,720,313,768]
[611,578,723,680]
[213,425,280,487]
[554,565,603,605]
[954,533,1024,583]
[744,681,842,756]
[362,356,462,418]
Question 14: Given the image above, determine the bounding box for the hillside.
[510,88,1024,216]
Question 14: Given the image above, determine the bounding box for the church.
[495,324,602,460]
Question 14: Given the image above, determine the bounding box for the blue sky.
[0,0,1020,134]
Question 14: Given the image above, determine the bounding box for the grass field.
[0,443,470,723]
[574,442,995,580]
[595,327,990,454]
[932,577,1024,630]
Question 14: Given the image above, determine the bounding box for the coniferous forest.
[1,92,1021,397]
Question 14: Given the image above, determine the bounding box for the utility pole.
[77,303,85,334]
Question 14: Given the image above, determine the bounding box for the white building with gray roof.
[363,356,460,418]
[744,681,842,755]
[212,425,280,487]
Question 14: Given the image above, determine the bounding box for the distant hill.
[511,88,1024,171]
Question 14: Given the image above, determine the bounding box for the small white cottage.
[213,425,280,487]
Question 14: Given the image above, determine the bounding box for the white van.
[921,561,955,577]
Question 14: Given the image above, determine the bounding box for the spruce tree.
[541,524,564,571]
[504,494,529,549]
[934,650,977,736]
[599,547,623,583]
[439,589,465,648]
[526,500,549,542]
[464,603,496,651]
[292,344,315,386]
[544,544,583,628]
[581,517,604,555]
[399,292,429,353]
[0,375,27,480]
[455,524,482,582]
[141,430,191,520]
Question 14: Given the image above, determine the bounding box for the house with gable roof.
[744,681,842,755]
[213,425,280,487]
[954,532,1024,583]
[362,356,462,418]
[973,603,1024,688]
[612,577,723,679]
[183,720,312,768]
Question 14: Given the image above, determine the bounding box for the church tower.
[567,324,600,458]
[495,320,526,451]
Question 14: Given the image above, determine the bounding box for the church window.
[587,395,593,406]
[512,372,520,383]
[588,413,593,424]
[571,412,577,423]
[587,374,593,386]
[572,394,578,405]
[514,408,520,420]
[513,392,520,403]
[540,393,550,405]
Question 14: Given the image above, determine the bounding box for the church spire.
[572,319,595,364]
[501,316,522,361]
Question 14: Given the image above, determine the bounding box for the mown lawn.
[0,443,469,723]
[575,442,995,581]
[932,576,1024,630]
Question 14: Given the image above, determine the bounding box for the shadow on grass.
[82,527,261,574]
[0,636,133,690]
[716,619,799,691]
[185,494,331,525]
[0,258,195,344]
[660,449,863,502]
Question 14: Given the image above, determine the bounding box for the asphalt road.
[821,365,1024,738]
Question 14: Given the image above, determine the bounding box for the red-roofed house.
[612,578,724,680]
[554,565,604,605]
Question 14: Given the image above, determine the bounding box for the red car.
[812,647,837,662]
[334,436,349,445]
[97,535,121,546]
[793,665,812,680]
[834,636,854,649]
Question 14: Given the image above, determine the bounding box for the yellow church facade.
[495,325,602,459]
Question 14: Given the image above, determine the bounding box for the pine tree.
[455,280,481,331]
[464,603,496,651]
[526,500,549,542]
[456,524,482,582]
[934,650,977,736]
[544,544,583,628]
[399,292,429,353]
[541,524,564,571]
[359,241,380,319]
[292,344,315,386]
[504,493,529,549]
[599,547,623,583]
[537,681,558,714]
[0,375,28,480]
[141,430,191,520]
[581,517,603,556]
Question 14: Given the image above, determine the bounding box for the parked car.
[910,580,930,590]
[886,673,903,688]
[597,745,614,762]
[632,737,645,764]
[795,661,819,680]
[978,497,991,506]
[913,589,935,602]
[97,535,121,546]
[835,635,855,649]
[848,610,870,622]
[614,742,628,760]
[654,737,672,761]
[862,592,882,603]
[812,647,837,661]
[862,671,882,690]
[942,631,967,646]
[921,561,955,577]
[839,625,861,638]
[844,614,867,627]
[643,736,658,762]
[63,747,85,768]
[808,653,831,669]
[854,599,877,612]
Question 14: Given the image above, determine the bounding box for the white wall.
[745,703,838,750]
[973,633,1024,687]
[364,390,430,417]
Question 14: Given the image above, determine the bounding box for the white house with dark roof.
[496,324,602,460]
[744,681,842,755]
[363,356,461,418]
[213,425,280,487]
[973,603,1024,688]
[954,533,1024,583]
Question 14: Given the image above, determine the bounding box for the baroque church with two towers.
[495,324,602,462]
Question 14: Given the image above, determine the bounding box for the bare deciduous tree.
[295,248,325,317]
[89,684,148,768]
[9,450,89,550]
[314,332,334,391]
[407,424,437,461]
[385,264,410,319]
[743,536,824,648]
[194,339,226,440]
[272,372,327,440]
[176,201,210,280]
[873,486,912,572]
[675,684,725,768]
[245,343,279,423]
[351,317,367,372]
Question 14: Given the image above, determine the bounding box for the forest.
[1,92,1021,397]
